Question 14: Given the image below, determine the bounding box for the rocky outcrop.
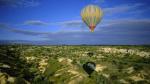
[0,72,30,84]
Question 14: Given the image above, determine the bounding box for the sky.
[0,0,150,45]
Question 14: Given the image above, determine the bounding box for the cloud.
[0,23,50,36]
[99,19,150,34]
[24,20,49,26]
[100,18,150,27]
[49,20,87,32]
[42,19,150,45]
[103,3,146,17]
[0,23,8,28]
[60,20,85,28]
[0,0,39,7]
[60,20,82,26]
[1,18,150,45]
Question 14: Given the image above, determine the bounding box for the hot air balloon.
[83,62,96,77]
[87,52,94,57]
[81,5,103,32]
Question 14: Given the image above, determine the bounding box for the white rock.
[95,64,107,72]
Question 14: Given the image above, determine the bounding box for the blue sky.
[0,0,150,45]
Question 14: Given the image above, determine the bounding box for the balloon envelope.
[81,5,103,32]
[83,62,96,77]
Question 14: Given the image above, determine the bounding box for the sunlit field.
[0,45,150,84]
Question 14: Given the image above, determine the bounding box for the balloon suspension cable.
[90,29,94,32]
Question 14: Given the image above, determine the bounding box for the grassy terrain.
[0,45,150,84]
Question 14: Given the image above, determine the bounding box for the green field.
[0,45,150,84]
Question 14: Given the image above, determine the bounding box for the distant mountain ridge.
[0,40,150,45]
[0,40,68,45]
[0,40,43,45]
